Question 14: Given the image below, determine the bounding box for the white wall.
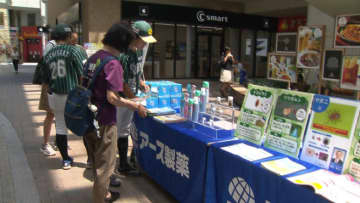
[19,11,41,26]
[10,0,40,9]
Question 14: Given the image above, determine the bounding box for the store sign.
[196,10,228,23]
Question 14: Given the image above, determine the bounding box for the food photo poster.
[340,56,360,90]
[267,53,297,83]
[300,95,360,174]
[335,14,360,48]
[296,26,325,69]
[276,32,297,53]
[235,84,277,145]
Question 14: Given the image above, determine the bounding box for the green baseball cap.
[53,23,72,35]
[132,21,157,43]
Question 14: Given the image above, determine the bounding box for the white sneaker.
[40,144,56,156]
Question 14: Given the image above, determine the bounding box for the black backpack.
[64,56,116,136]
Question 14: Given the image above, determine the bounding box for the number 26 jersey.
[44,44,87,94]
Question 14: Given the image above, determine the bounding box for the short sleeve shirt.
[44,44,86,94]
[119,49,143,94]
[86,50,123,126]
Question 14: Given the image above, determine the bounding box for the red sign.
[278,16,307,32]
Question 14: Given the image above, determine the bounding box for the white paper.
[288,169,360,203]
[222,143,273,162]
[261,158,306,176]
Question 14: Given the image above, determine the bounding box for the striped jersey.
[44,44,86,94]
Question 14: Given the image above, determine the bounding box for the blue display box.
[158,85,170,97]
[146,97,158,109]
[158,96,171,108]
[170,95,181,109]
[170,83,182,96]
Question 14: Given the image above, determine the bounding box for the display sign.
[277,16,307,33]
[276,33,297,53]
[267,53,297,83]
[344,117,360,180]
[340,56,360,90]
[122,1,278,31]
[264,89,313,158]
[256,38,268,56]
[296,26,325,69]
[235,84,277,145]
[334,14,360,48]
[301,95,360,174]
[322,49,344,81]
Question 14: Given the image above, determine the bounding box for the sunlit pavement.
[0,63,177,203]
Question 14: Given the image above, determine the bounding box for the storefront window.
[240,29,255,78]
[175,24,187,78]
[153,23,175,78]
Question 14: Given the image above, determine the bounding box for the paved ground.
[0,63,179,203]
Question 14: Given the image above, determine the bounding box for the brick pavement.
[0,64,178,203]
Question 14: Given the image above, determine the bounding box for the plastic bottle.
[192,97,200,122]
[180,93,185,117]
[187,84,192,97]
[183,93,189,118]
[200,87,207,113]
[191,85,197,98]
[188,98,194,121]
[203,81,210,103]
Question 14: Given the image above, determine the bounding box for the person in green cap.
[116,20,157,174]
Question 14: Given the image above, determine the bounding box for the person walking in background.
[11,46,20,74]
[116,20,155,175]
[83,22,147,203]
[70,32,88,60]
[39,28,59,156]
[43,24,87,170]
[219,46,235,96]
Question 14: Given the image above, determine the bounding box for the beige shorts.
[220,69,233,83]
[38,84,53,113]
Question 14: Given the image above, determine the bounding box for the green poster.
[264,89,313,158]
[344,117,360,180]
[235,84,277,145]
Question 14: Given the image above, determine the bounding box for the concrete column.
[82,0,121,43]
[185,25,193,78]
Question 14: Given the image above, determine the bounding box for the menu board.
[300,95,360,174]
[264,89,313,158]
[235,84,277,145]
[322,49,343,81]
[340,56,360,90]
[296,26,325,69]
[344,117,360,180]
[335,14,360,48]
[267,53,297,83]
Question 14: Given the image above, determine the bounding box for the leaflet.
[264,89,313,158]
[344,115,360,180]
[221,143,273,162]
[235,84,277,145]
[300,95,360,174]
[261,157,306,176]
[288,169,360,203]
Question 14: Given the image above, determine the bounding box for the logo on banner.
[227,177,255,203]
[196,10,228,23]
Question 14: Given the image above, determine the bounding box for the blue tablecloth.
[205,139,331,203]
[134,114,234,203]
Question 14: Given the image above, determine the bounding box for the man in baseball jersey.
[43,23,87,170]
[116,20,156,174]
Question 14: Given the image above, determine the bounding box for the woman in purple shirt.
[83,22,147,203]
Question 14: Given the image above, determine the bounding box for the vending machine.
[21,26,42,62]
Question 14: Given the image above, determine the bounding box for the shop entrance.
[196,29,223,79]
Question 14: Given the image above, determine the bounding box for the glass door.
[210,35,222,78]
[197,35,209,78]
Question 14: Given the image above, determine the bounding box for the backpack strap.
[83,55,117,90]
